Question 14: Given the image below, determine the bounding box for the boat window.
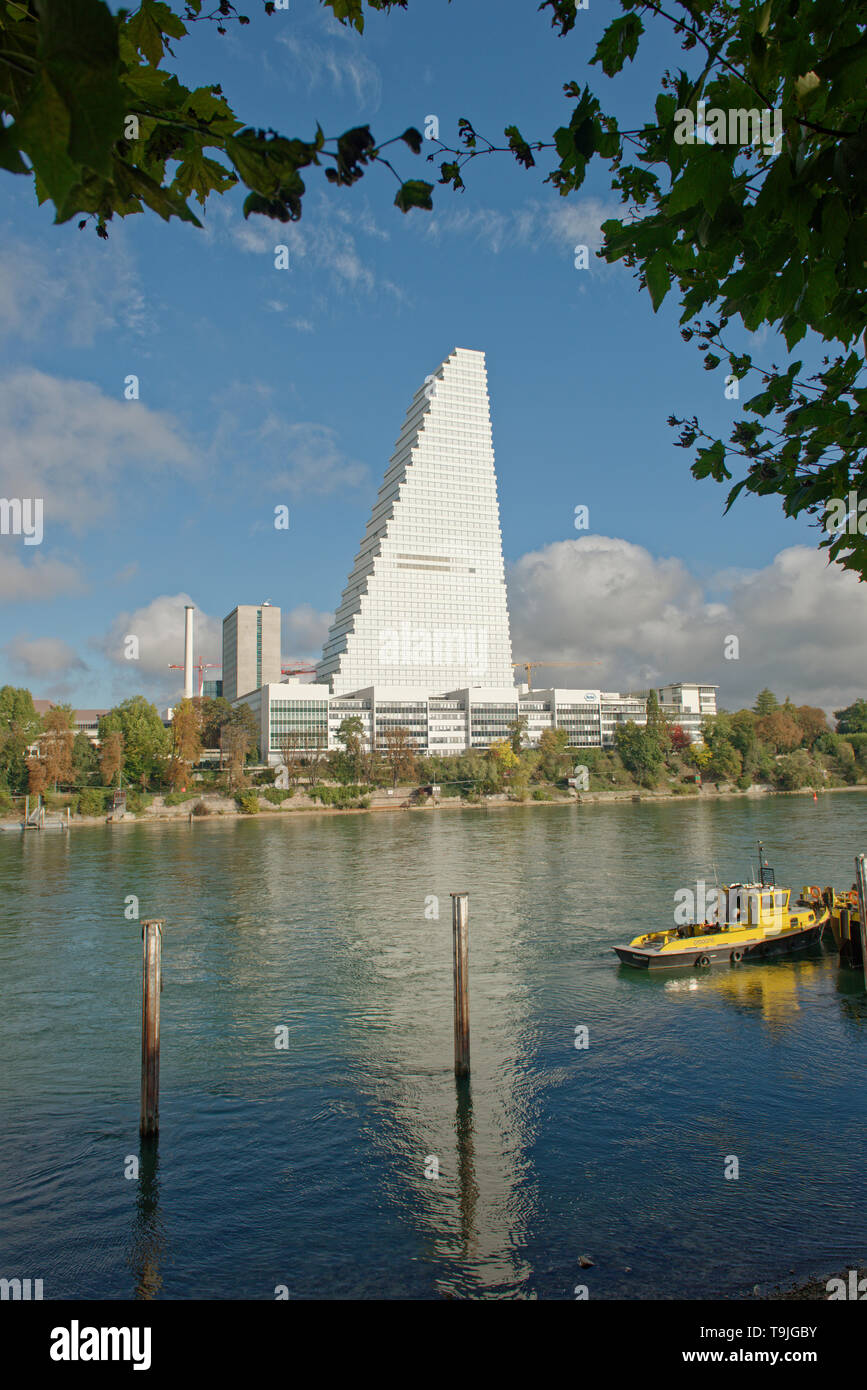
[774,892,786,911]
[761,892,773,915]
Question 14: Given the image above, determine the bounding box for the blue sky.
[1,0,864,714]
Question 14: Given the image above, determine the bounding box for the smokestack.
[183,606,194,699]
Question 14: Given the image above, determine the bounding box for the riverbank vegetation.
[1,684,866,821]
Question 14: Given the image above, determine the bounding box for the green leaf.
[39,0,126,178]
[505,124,535,168]
[394,178,433,212]
[591,13,644,77]
[645,251,671,311]
[0,121,29,175]
[399,126,423,155]
[14,69,80,209]
[126,0,186,68]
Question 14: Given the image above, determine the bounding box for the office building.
[222,602,281,703]
[316,347,514,692]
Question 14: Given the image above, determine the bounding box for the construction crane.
[168,661,221,698]
[512,660,602,691]
[280,663,318,678]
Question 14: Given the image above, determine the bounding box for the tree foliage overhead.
[437,0,867,580]
[0,0,428,238]
[3,1,865,576]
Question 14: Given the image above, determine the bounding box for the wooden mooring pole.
[451,892,470,1078]
[855,856,867,992]
[140,919,164,1137]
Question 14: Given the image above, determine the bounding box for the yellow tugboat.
[613,843,829,970]
[825,886,864,969]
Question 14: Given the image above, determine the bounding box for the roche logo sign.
[583,693,596,702]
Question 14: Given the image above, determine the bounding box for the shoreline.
[1,781,864,832]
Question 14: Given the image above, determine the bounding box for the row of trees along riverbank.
[2,686,867,819]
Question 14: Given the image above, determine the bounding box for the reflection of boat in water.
[825,886,864,969]
[613,844,828,971]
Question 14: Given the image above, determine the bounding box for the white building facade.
[232,345,719,762]
[316,347,514,692]
[239,680,716,763]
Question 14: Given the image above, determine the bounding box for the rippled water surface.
[2,795,866,1299]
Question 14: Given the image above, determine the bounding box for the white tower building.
[317,347,514,692]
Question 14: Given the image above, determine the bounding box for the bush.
[236,791,260,814]
[262,787,293,805]
[308,784,369,807]
[358,796,371,809]
[78,788,108,816]
[164,790,198,806]
[253,768,277,785]
[736,774,753,791]
[126,790,153,814]
[192,800,211,816]
[532,788,553,801]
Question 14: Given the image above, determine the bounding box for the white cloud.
[507,536,867,714]
[421,196,620,262]
[3,635,87,679]
[0,370,196,532]
[0,230,150,345]
[0,549,85,603]
[214,192,396,299]
[283,603,333,658]
[95,594,222,699]
[260,419,367,497]
[275,28,383,110]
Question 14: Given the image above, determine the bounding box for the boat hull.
[613,919,826,970]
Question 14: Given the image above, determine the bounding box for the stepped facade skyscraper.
[316,347,514,693]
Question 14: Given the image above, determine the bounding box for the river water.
[1,794,866,1300]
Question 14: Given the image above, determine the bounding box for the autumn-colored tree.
[755,709,804,754]
[37,706,75,790]
[381,726,418,788]
[99,730,124,787]
[168,698,202,788]
[792,705,830,747]
[221,722,251,791]
[669,724,692,752]
[26,755,48,796]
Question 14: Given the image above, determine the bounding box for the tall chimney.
[183,606,194,699]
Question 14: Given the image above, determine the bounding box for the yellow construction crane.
[512,660,602,691]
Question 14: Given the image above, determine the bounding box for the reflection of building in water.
[251,819,539,1296]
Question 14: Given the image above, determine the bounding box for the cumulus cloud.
[3,635,87,680]
[283,602,333,659]
[94,594,223,699]
[0,549,85,603]
[507,536,867,714]
[0,370,196,532]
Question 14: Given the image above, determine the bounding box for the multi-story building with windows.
[222,602,281,702]
[316,347,514,693]
[232,348,718,761]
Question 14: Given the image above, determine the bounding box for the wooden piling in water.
[140,918,163,1137]
[451,892,470,1078]
[855,856,867,992]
